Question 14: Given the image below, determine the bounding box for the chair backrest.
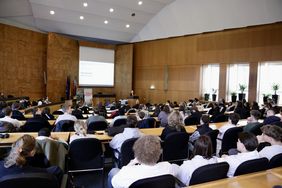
[234,157,269,176]
[119,137,138,168]
[205,130,219,155]
[0,173,59,188]
[129,174,176,188]
[269,153,282,169]
[221,127,243,154]
[162,132,189,162]
[52,111,64,115]
[189,162,229,185]
[137,118,156,129]
[54,120,74,132]
[184,116,199,126]
[212,114,228,123]
[0,121,15,133]
[249,123,263,136]
[113,118,127,127]
[68,138,104,171]
[22,121,49,132]
[147,118,156,128]
[88,121,108,133]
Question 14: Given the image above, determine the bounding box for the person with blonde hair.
[109,135,179,188]
[69,120,95,143]
[0,135,62,181]
[160,110,186,140]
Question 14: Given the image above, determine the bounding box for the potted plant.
[262,94,270,103]
[231,92,237,102]
[212,88,217,102]
[204,93,210,101]
[238,84,247,101]
[272,83,279,104]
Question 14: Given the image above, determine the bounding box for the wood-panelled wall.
[133,23,282,103]
[0,23,47,100]
[46,33,79,102]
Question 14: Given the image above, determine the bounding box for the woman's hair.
[193,135,213,159]
[238,132,258,151]
[74,120,87,136]
[167,110,184,131]
[261,125,282,142]
[133,135,162,165]
[4,134,36,168]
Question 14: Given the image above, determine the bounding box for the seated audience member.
[234,101,249,119]
[0,106,21,129]
[71,104,84,119]
[41,107,55,120]
[69,121,95,143]
[108,108,127,127]
[218,113,240,140]
[257,125,282,160]
[158,105,171,127]
[0,101,8,118]
[218,98,226,114]
[86,109,107,126]
[11,102,26,120]
[218,132,260,177]
[151,104,161,117]
[189,115,213,143]
[109,115,142,159]
[108,114,138,136]
[136,110,150,128]
[263,109,280,125]
[160,110,186,140]
[55,104,77,124]
[243,110,261,132]
[109,135,179,188]
[177,135,217,185]
[0,135,63,182]
[36,128,68,145]
[22,107,52,131]
[251,101,260,111]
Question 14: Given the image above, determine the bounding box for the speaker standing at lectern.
[130,90,134,96]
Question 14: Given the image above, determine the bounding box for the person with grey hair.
[160,110,186,140]
[109,135,179,188]
[69,120,95,143]
[54,104,77,125]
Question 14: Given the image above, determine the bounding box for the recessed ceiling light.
[50,10,55,15]
[109,8,114,12]
[80,16,84,20]
[138,1,143,5]
[104,20,108,24]
[83,2,88,7]
[126,24,130,28]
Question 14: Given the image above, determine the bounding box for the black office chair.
[147,117,156,128]
[54,120,75,132]
[212,114,228,123]
[137,118,156,129]
[162,132,189,163]
[0,121,16,133]
[21,121,51,132]
[189,162,229,185]
[116,137,138,168]
[234,157,269,176]
[184,116,200,126]
[87,121,108,133]
[269,153,282,169]
[220,126,243,156]
[205,130,219,155]
[113,118,127,127]
[0,173,59,188]
[52,111,64,115]
[129,174,176,188]
[68,138,104,187]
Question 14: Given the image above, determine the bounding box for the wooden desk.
[0,132,70,146]
[69,132,112,143]
[189,167,282,188]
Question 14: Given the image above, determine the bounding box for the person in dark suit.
[42,107,55,120]
[0,135,63,182]
[71,104,84,119]
[263,109,281,125]
[11,102,26,120]
[21,107,52,132]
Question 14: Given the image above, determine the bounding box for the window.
[201,64,219,100]
[257,62,282,105]
[227,64,249,101]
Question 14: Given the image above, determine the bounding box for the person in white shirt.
[0,107,21,128]
[177,135,217,185]
[109,135,179,188]
[36,127,68,145]
[69,120,95,143]
[216,113,240,154]
[257,125,282,160]
[109,115,142,159]
[55,104,77,125]
[217,132,260,177]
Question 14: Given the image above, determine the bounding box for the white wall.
[131,0,282,42]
